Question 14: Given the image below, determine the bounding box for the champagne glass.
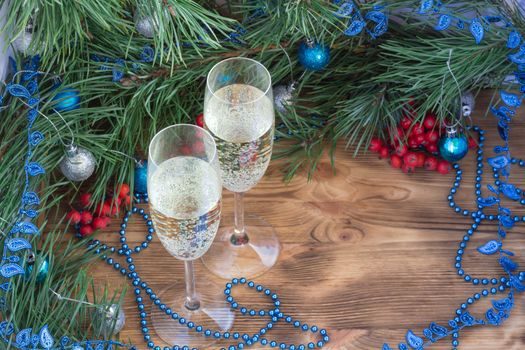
[201,57,280,279]
[148,124,234,347]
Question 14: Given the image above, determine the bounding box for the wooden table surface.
[91,90,525,349]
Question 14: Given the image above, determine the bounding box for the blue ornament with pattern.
[298,41,331,71]
[134,160,148,194]
[438,129,469,162]
[52,88,80,112]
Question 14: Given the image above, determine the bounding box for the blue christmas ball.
[438,134,469,162]
[52,88,80,112]
[134,160,148,194]
[25,252,49,284]
[298,41,331,71]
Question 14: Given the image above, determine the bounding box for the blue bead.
[482,290,489,296]
[270,341,277,347]
[294,321,300,327]
[204,329,211,336]
[196,325,202,332]
[308,343,315,349]
[172,313,179,319]
[285,316,292,323]
[144,335,151,341]
[482,279,489,285]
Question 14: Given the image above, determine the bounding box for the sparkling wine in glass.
[148,124,234,348]
[202,57,280,279]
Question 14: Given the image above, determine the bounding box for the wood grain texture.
[89,90,525,349]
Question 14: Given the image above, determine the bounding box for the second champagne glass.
[201,57,280,279]
[148,124,234,348]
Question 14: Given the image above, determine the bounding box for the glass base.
[151,279,235,348]
[201,215,280,279]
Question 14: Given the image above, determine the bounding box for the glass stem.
[184,260,200,311]
[231,192,249,245]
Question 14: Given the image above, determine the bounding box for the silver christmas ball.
[94,304,125,337]
[273,83,296,114]
[59,145,96,182]
[134,12,157,38]
[461,91,476,117]
[13,31,34,55]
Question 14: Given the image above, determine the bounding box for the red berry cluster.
[66,184,132,237]
[369,111,476,175]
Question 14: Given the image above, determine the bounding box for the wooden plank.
[89,90,525,349]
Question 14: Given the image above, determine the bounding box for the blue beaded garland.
[79,192,329,350]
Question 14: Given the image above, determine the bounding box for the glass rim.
[206,56,272,105]
[148,124,218,168]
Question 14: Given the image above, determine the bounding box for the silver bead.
[273,82,296,114]
[94,304,126,337]
[134,12,157,38]
[461,91,475,117]
[59,144,96,182]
